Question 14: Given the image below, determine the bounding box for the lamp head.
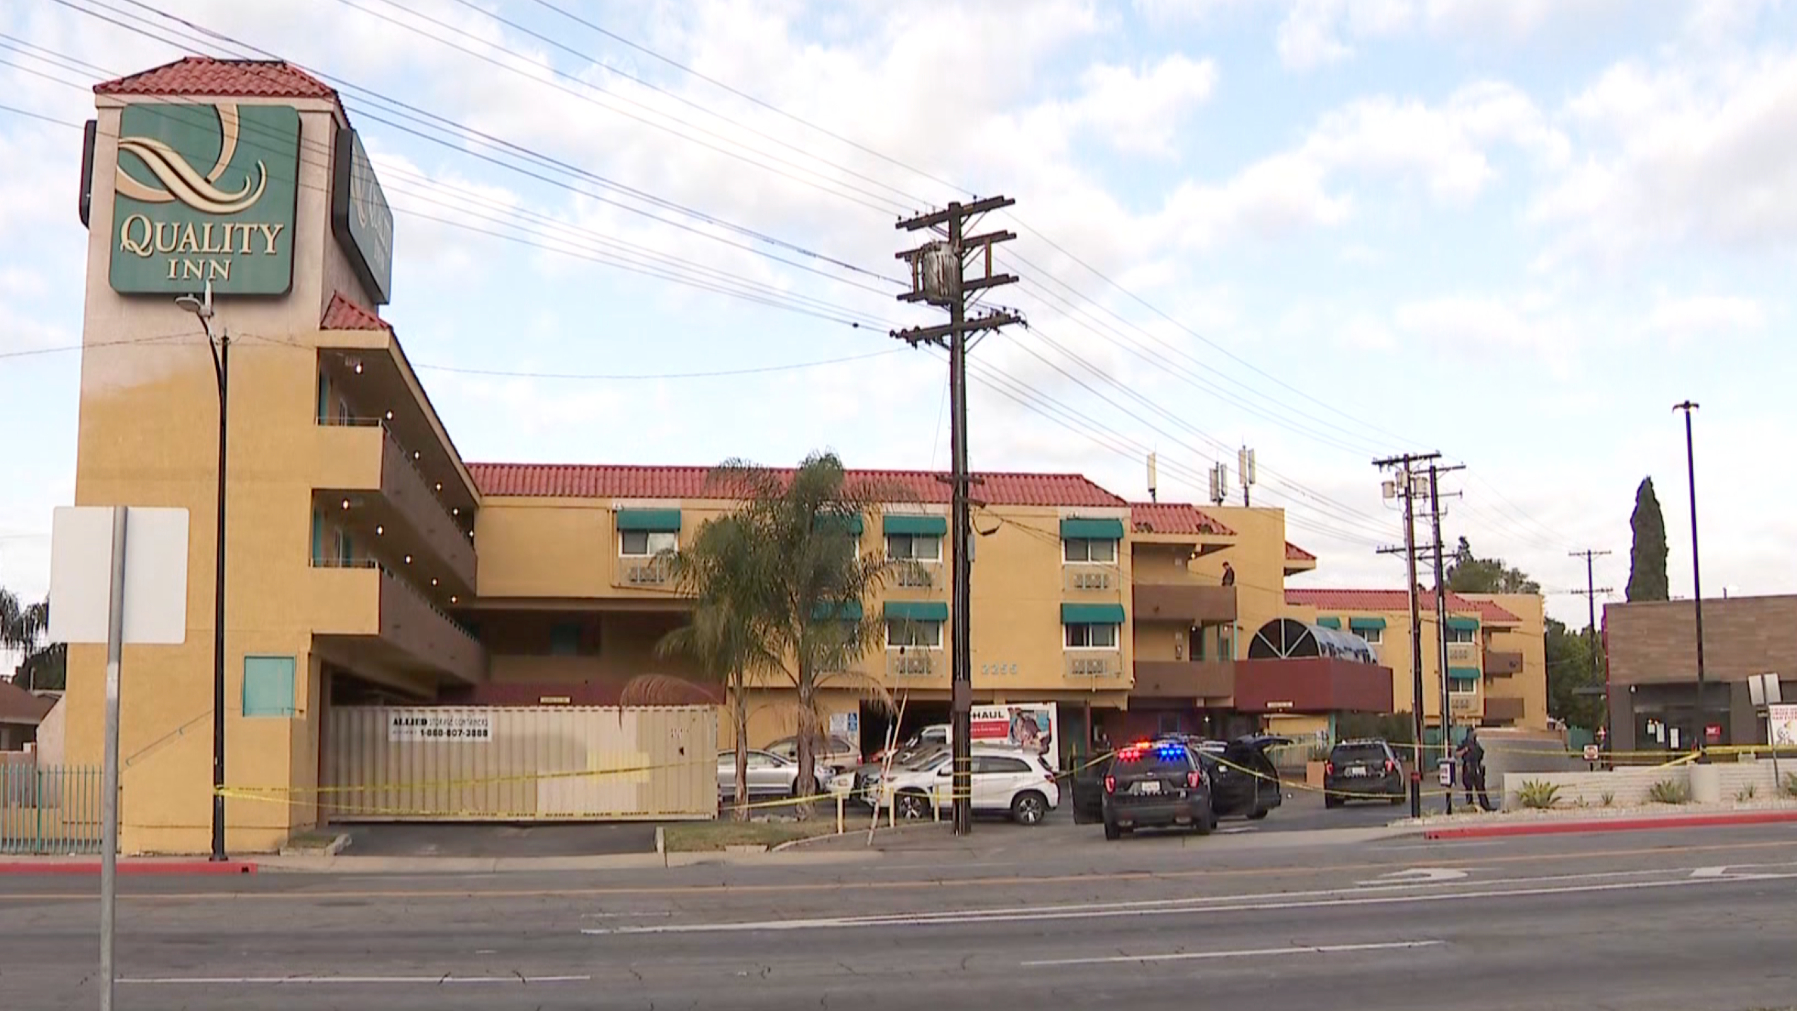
[174,279,215,320]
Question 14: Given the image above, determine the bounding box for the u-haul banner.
[388,711,492,743]
[970,703,1059,768]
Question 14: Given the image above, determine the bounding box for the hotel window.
[886,619,943,649]
[1064,623,1120,649]
[1358,626,1383,644]
[1063,537,1117,563]
[1446,626,1475,644]
[886,533,942,561]
[620,530,677,557]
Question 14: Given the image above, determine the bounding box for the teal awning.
[1316,616,1341,629]
[1447,616,1480,631]
[884,600,948,622]
[814,512,864,536]
[1059,517,1125,541]
[615,508,681,532]
[883,514,947,536]
[1349,617,1387,630]
[812,600,864,621]
[1061,603,1126,625]
[1448,667,1481,683]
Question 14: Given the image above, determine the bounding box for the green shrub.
[1516,780,1562,809]
[1735,783,1757,802]
[1783,773,1797,799]
[1600,791,1615,807]
[1648,779,1691,805]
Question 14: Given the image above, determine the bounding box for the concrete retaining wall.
[1498,758,1790,808]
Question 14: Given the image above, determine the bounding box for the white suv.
[878,745,1059,825]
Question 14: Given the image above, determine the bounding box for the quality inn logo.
[109,101,300,296]
[116,103,267,214]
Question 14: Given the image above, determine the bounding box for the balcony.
[888,560,946,597]
[1449,692,1481,717]
[311,562,486,685]
[1062,564,1123,596]
[1064,650,1125,683]
[1484,650,1523,676]
[317,419,475,591]
[1132,659,1235,700]
[613,554,676,592]
[1447,642,1480,665]
[886,650,942,682]
[1132,583,1237,625]
[1483,695,1526,723]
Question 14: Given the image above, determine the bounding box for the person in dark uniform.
[1220,561,1236,586]
[1456,728,1495,811]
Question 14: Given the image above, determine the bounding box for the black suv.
[1323,738,1407,807]
[1100,740,1215,840]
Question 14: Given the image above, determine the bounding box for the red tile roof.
[1286,542,1316,561]
[1129,503,1235,536]
[0,680,55,725]
[469,463,1128,508]
[94,57,337,100]
[321,291,389,332]
[1284,588,1523,623]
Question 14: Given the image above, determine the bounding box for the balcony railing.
[1132,659,1234,699]
[1064,650,1125,682]
[886,651,940,680]
[614,554,675,589]
[1484,650,1524,676]
[1132,583,1237,624]
[319,416,474,587]
[377,567,485,683]
[1449,692,1481,715]
[1447,642,1479,665]
[1062,564,1123,595]
[891,562,942,592]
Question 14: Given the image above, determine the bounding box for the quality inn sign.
[109,102,300,295]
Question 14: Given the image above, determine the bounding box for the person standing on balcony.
[1220,562,1236,587]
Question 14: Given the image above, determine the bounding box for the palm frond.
[618,673,723,707]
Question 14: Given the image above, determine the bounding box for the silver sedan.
[716,749,834,800]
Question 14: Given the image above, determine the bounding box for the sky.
[2,0,1795,636]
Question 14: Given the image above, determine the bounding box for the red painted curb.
[1424,809,1797,840]
[0,860,258,876]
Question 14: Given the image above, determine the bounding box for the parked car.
[870,723,950,764]
[1323,738,1407,807]
[1100,739,1215,840]
[764,733,862,773]
[716,749,834,801]
[1072,733,1289,824]
[875,744,1059,825]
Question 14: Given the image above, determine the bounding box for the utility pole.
[893,197,1022,836]
[1569,550,1614,746]
[1673,401,1707,757]
[1426,462,1463,814]
[175,280,229,861]
[1376,450,1439,819]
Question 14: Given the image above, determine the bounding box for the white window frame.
[1062,537,1118,564]
[1356,626,1383,644]
[885,532,942,562]
[1445,626,1475,644]
[1063,622,1120,649]
[885,619,944,650]
[620,530,677,558]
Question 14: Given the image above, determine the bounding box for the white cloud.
[1393,295,1580,378]
[1645,294,1766,342]
[1275,0,1415,70]
[1066,55,1218,156]
[1533,47,1797,265]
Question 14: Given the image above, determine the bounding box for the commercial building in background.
[60,57,1414,853]
[1604,593,1797,752]
[1282,588,1550,735]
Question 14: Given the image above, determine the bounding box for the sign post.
[49,506,190,1010]
[1748,674,1785,789]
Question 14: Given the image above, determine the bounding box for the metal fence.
[1,762,104,855]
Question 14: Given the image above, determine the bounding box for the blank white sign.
[48,506,190,645]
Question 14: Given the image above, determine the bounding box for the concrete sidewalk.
[0,848,882,875]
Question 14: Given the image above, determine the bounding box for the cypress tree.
[1626,477,1669,601]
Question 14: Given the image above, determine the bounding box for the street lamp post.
[1673,401,1706,759]
[176,280,229,860]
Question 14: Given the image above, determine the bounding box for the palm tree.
[1,588,49,682]
[710,452,905,812]
[634,513,782,820]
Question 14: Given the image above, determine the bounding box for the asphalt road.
[4,822,1795,1009]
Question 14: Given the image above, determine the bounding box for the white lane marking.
[1691,866,1729,877]
[586,870,1797,935]
[120,975,591,985]
[1022,939,1445,968]
[1357,868,1469,886]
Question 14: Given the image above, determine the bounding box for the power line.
[410,349,904,380]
